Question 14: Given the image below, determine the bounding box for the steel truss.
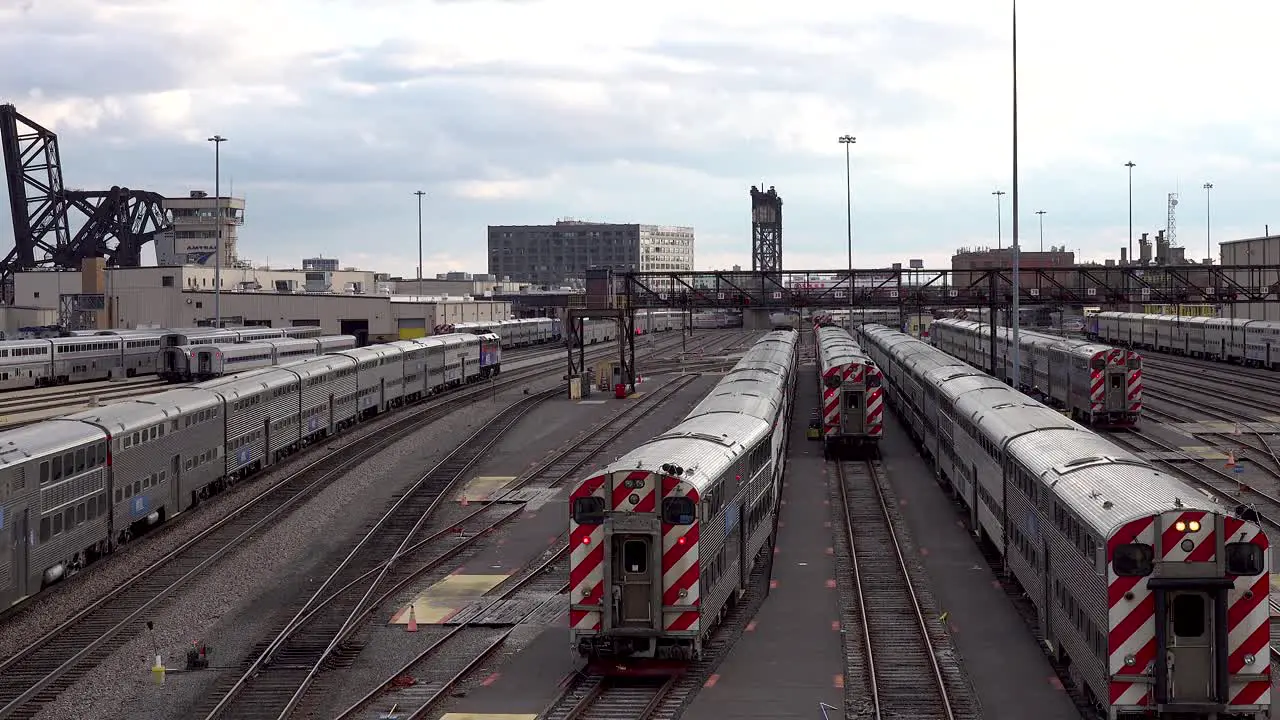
[1,104,171,296]
[565,309,637,397]
[623,266,1280,310]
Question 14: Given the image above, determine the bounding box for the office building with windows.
[488,219,694,284]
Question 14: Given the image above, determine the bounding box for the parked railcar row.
[159,335,359,382]
[0,325,324,392]
[0,330,501,608]
[1089,311,1280,369]
[857,322,1271,720]
[813,321,883,457]
[569,330,798,663]
[437,310,685,350]
[929,318,1141,427]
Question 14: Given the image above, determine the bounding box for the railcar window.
[1172,594,1206,637]
[1112,543,1154,576]
[663,497,696,525]
[572,496,606,524]
[623,540,647,573]
[1225,542,1265,576]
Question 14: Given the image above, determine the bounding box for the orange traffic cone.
[460,496,469,507]
[406,605,419,632]
[1226,451,1237,470]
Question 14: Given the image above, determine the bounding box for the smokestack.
[1120,247,1128,265]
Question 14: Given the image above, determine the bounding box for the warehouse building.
[1220,235,1280,320]
[9,264,510,344]
[488,219,694,284]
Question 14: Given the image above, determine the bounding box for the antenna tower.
[1167,192,1179,248]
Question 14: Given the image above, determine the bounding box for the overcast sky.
[2,0,1277,278]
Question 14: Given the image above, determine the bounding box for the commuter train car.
[179,336,359,381]
[814,325,883,456]
[0,331,504,608]
[1092,311,1280,370]
[858,323,1270,720]
[930,318,1141,427]
[158,326,326,380]
[569,330,798,664]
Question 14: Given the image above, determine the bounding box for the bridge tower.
[750,185,782,272]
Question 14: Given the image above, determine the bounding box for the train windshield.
[1225,542,1265,576]
[1112,543,1154,576]
[572,496,606,525]
[662,497,695,525]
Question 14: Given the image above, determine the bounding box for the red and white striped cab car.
[859,322,1270,720]
[814,324,883,458]
[568,330,798,665]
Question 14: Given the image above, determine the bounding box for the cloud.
[0,0,1276,283]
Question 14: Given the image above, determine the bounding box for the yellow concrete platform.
[1265,416,1280,424]
[440,715,537,720]
[389,574,509,624]
[459,476,517,503]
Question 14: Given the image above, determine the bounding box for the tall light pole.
[414,190,426,296]
[1203,182,1214,263]
[207,134,227,328]
[1035,210,1046,252]
[839,134,856,317]
[992,190,1006,250]
[1010,0,1021,391]
[1125,162,1136,263]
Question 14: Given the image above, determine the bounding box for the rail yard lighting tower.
[207,134,227,328]
[414,190,426,296]
[1010,0,1021,391]
[1125,162,1136,262]
[1203,182,1214,263]
[1035,210,1046,252]
[992,190,1006,250]
[839,134,856,315]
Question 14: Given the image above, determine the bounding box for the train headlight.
[1175,521,1187,532]
[1188,520,1201,532]
[1181,539,1195,552]
[628,493,640,505]
[1245,653,1256,666]
[1123,654,1137,667]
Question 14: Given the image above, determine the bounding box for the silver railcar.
[282,355,359,442]
[333,345,406,416]
[198,368,303,479]
[0,340,54,390]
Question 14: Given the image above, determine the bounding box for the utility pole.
[1035,210,1046,252]
[1203,182,1214,263]
[1010,0,1021,391]
[414,190,426,296]
[207,134,227,328]
[992,190,1006,250]
[1125,162,1136,263]
[839,135,856,319]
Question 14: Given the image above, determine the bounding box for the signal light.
[677,536,687,545]
[582,536,591,545]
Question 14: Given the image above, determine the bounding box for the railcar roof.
[194,367,299,396]
[0,421,105,463]
[599,414,772,492]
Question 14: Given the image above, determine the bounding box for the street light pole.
[1125,162,1136,263]
[207,134,227,328]
[839,135,856,319]
[1035,210,1046,252]
[992,190,1006,250]
[1203,182,1214,263]
[414,190,426,296]
[1011,0,1021,391]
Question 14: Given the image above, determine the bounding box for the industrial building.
[950,246,1075,287]
[7,263,511,344]
[487,219,695,284]
[1220,234,1280,320]
[153,191,246,267]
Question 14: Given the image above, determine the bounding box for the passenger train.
[161,335,359,382]
[930,318,1142,427]
[569,330,798,663]
[0,325,325,392]
[438,310,684,350]
[858,322,1270,720]
[1090,311,1280,370]
[0,330,503,608]
[813,323,883,457]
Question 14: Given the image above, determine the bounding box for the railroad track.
[1142,354,1280,392]
[1143,376,1279,421]
[197,373,713,718]
[0,332,710,719]
[543,675,675,720]
[329,373,705,719]
[835,459,958,720]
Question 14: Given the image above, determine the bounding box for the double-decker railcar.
[568,330,798,664]
[859,323,1270,720]
[931,318,1141,427]
[1093,311,1280,369]
[814,325,883,457]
